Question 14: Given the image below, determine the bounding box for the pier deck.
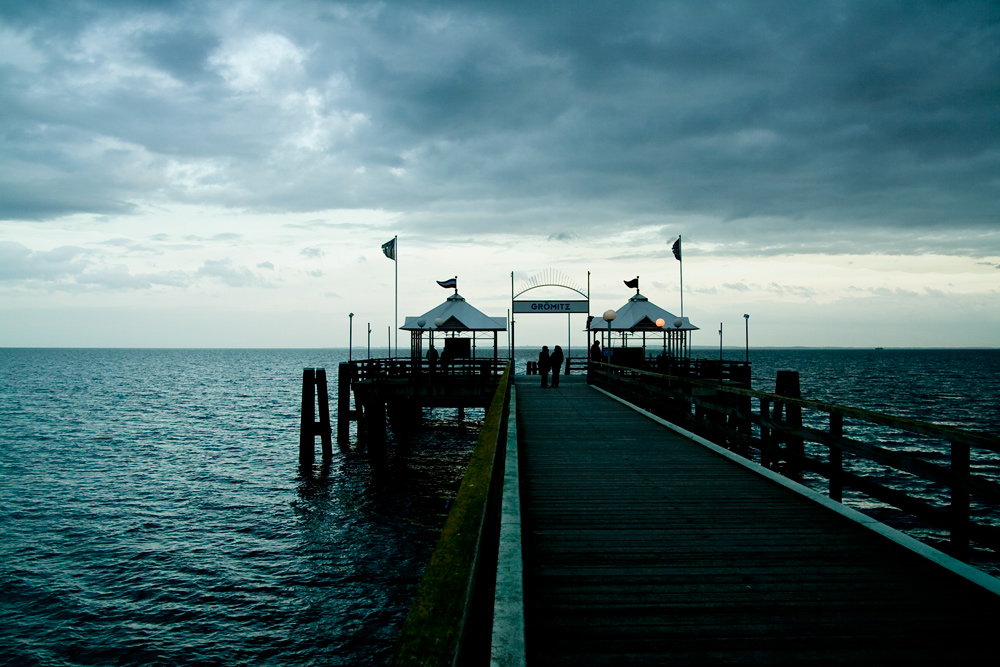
[514,375,998,665]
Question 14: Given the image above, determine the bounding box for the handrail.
[588,361,1000,557]
[391,363,512,666]
[352,357,509,381]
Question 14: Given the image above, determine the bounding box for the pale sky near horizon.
[1,1,998,349]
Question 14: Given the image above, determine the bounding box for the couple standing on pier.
[538,345,564,388]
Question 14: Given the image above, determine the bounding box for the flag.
[672,237,682,261]
[381,237,396,261]
[437,277,457,289]
[624,277,639,289]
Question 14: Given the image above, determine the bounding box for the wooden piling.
[300,368,316,466]
[316,368,332,460]
[300,367,332,466]
[365,398,387,460]
[337,363,353,446]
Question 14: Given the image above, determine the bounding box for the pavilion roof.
[588,293,698,331]
[401,293,507,332]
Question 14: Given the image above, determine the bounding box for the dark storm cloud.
[0,0,996,256]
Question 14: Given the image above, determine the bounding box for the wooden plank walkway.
[514,376,999,665]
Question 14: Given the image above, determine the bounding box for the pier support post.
[300,368,333,466]
[338,363,354,446]
[300,369,315,467]
[317,369,332,460]
[363,398,387,461]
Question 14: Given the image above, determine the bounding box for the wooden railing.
[391,364,512,666]
[589,361,1000,557]
[351,356,508,380]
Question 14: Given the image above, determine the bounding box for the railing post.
[775,371,803,481]
[829,412,843,502]
[951,438,970,556]
[760,397,773,469]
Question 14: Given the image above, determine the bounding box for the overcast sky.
[1,0,997,348]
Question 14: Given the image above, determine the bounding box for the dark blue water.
[1,347,998,665]
[0,348,483,666]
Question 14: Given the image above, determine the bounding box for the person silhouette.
[426,344,438,374]
[550,345,564,387]
[538,346,550,388]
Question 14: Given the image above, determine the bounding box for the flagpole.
[673,234,684,317]
[394,235,398,358]
[678,235,685,355]
[678,235,683,317]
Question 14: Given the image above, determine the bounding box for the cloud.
[300,246,324,259]
[0,0,997,259]
[0,242,90,281]
[76,265,189,290]
[195,259,271,287]
[548,231,577,242]
[99,237,161,253]
[0,241,190,290]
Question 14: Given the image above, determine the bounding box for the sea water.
[1,347,997,665]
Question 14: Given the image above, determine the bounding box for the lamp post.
[743,313,749,363]
[416,319,426,364]
[718,321,723,365]
[603,309,616,362]
[656,318,666,358]
[348,313,354,362]
[367,322,372,359]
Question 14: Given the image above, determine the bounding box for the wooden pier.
[513,375,999,665]
[370,359,1000,664]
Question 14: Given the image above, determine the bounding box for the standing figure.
[550,345,564,387]
[590,340,602,361]
[538,346,551,388]
[426,344,439,374]
[439,345,451,375]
